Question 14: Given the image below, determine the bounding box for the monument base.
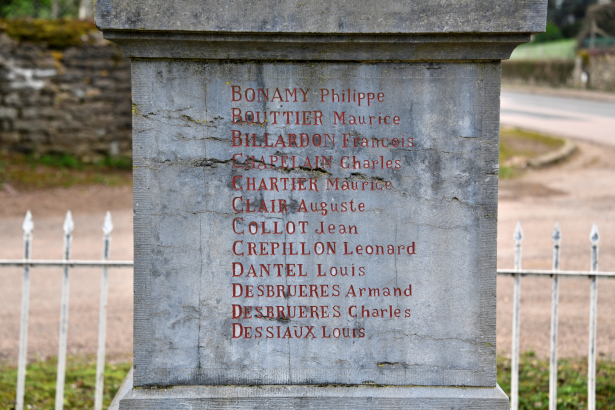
[110,369,510,409]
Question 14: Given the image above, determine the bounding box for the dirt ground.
[497,140,615,359]
[0,139,614,364]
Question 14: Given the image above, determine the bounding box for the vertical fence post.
[94,212,113,410]
[55,211,74,410]
[549,223,561,410]
[16,211,33,410]
[511,221,523,410]
[588,223,599,410]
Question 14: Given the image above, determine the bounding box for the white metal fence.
[1,213,613,409]
[0,211,132,410]
[497,222,614,410]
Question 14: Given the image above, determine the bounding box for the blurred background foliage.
[543,0,615,46]
[506,0,615,90]
[0,0,92,20]
[545,0,599,40]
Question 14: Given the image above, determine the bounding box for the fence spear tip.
[514,221,523,243]
[102,211,113,235]
[22,210,33,234]
[63,210,74,235]
[552,222,562,244]
[590,223,600,245]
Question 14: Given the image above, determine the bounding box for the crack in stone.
[376,361,409,368]
[381,331,479,345]
[197,216,203,370]
[411,148,457,155]
[153,210,235,217]
[385,188,477,208]
[148,157,333,176]
[170,134,226,142]
[137,110,222,129]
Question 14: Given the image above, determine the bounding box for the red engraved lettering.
[231,86,242,101]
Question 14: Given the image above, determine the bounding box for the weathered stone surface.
[97,0,545,62]
[96,0,546,34]
[109,369,510,410]
[129,60,501,390]
[0,107,17,119]
[98,1,546,408]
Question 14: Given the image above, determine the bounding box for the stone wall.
[503,50,615,92]
[584,52,615,92]
[0,26,131,161]
[502,59,576,88]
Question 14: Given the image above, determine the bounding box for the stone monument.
[99,1,546,408]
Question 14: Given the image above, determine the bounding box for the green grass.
[37,153,81,169]
[0,152,133,190]
[498,352,615,409]
[509,38,577,61]
[2,354,615,408]
[499,165,515,179]
[499,127,565,179]
[32,153,132,171]
[0,356,131,409]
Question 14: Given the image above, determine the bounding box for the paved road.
[501,90,615,146]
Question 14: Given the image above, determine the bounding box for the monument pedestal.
[97,2,546,410]
[111,370,509,409]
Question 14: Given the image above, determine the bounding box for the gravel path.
[1,139,614,364]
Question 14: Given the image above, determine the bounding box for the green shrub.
[534,22,564,43]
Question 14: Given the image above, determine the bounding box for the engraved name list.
[227,83,416,341]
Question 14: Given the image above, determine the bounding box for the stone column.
[98,1,546,408]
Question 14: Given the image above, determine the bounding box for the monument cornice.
[104,31,532,61]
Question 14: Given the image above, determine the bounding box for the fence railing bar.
[0,260,133,268]
[588,224,599,410]
[94,213,113,410]
[15,211,33,410]
[497,269,615,278]
[549,222,562,410]
[511,221,523,410]
[55,211,74,410]
[7,264,609,275]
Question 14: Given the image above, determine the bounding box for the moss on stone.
[0,18,98,49]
